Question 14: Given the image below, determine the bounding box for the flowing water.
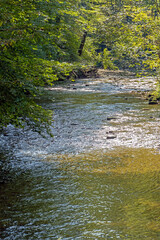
[0,70,160,239]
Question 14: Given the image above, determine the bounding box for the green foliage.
[0,0,84,134]
[102,48,118,70]
[90,1,160,74]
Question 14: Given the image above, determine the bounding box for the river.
[0,70,160,239]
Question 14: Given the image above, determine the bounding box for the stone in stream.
[106,131,114,134]
[107,117,117,121]
[107,135,117,139]
[148,94,158,105]
[149,100,158,105]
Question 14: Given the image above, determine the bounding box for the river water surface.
[0,70,160,239]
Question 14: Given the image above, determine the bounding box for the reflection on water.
[0,148,160,239]
[0,74,160,239]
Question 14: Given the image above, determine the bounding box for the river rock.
[107,135,117,139]
[106,131,114,134]
[148,99,158,105]
[148,94,158,104]
[107,117,117,121]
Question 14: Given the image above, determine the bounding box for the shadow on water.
[0,73,160,239]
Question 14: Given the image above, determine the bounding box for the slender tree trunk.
[78,31,87,56]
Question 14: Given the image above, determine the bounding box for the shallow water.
[0,73,160,239]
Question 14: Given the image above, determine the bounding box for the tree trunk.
[78,31,87,56]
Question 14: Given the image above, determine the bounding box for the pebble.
[107,117,117,121]
[107,136,117,139]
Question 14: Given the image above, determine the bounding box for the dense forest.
[1,0,160,134]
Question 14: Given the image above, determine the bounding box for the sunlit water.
[0,72,160,239]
